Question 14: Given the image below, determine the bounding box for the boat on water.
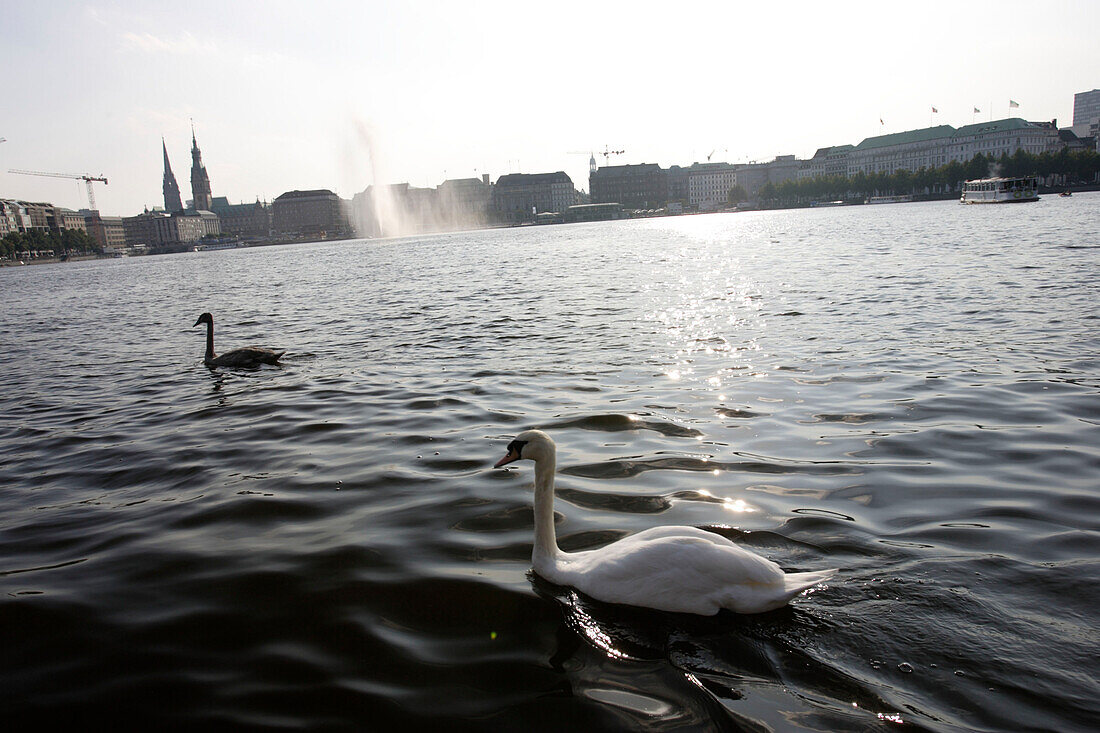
[960,176,1039,204]
[192,240,244,252]
[865,194,912,205]
[809,200,845,208]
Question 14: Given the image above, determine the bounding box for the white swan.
[495,430,836,615]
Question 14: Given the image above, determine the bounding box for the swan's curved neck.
[203,320,215,361]
[531,450,561,572]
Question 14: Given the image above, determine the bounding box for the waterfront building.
[406,186,437,225]
[825,146,854,177]
[799,148,829,179]
[491,172,576,222]
[845,118,1059,177]
[121,208,220,250]
[192,209,221,238]
[351,183,410,238]
[1072,89,1100,127]
[122,210,168,248]
[800,145,854,179]
[665,166,689,204]
[272,189,349,238]
[210,197,269,238]
[845,125,957,177]
[57,208,87,232]
[436,176,491,229]
[686,162,737,211]
[733,164,771,199]
[948,118,1058,164]
[29,204,88,234]
[84,212,126,251]
[589,163,667,209]
[764,155,801,188]
[162,138,184,213]
[0,200,31,236]
[190,124,213,212]
[15,201,52,231]
[160,212,204,247]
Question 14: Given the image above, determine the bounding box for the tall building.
[210,197,271,238]
[272,189,349,238]
[83,212,126,251]
[799,146,854,179]
[436,176,491,229]
[491,172,576,222]
[1073,89,1100,127]
[844,118,1058,177]
[0,200,31,235]
[190,122,213,211]
[590,164,667,209]
[162,138,183,212]
[686,162,737,211]
[123,210,168,249]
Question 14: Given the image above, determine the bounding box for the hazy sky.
[1,1,1097,215]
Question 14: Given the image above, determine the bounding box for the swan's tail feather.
[783,568,837,597]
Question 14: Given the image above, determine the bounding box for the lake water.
[2,196,1098,731]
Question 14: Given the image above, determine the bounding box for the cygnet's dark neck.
[204,320,215,361]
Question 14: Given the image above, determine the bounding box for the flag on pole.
[973,107,980,113]
[931,106,938,113]
[1009,100,1019,108]
[879,118,884,126]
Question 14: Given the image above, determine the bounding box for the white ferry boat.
[193,240,244,251]
[960,176,1039,204]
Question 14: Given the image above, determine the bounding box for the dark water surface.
[2,196,1098,731]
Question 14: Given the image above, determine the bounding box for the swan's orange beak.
[494,449,520,468]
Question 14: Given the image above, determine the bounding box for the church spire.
[190,120,213,211]
[162,136,183,213]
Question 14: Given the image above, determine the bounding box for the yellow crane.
[8,169,109,211]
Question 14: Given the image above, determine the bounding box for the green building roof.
[852,118,1043,151]
[854,125,956,151]
[952,117,1034,137]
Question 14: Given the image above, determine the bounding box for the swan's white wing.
[623,525,739,546]
[556,532,793,615]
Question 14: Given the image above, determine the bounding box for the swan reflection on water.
[531,574,748,731]
[531,575,915,731]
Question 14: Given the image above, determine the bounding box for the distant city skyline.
[1,0,1097,215]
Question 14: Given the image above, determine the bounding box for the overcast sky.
[1,0,1097,215]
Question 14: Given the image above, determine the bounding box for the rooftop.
[274,189,339,201]
[953,118,1037,137]
[495,172,572,186]
[854,125,955,151]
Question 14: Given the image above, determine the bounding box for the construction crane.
[598,145,624,165]
[8,169,109,211]
[567,145,625,170]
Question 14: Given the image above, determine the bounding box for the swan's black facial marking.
[494,438,528,468]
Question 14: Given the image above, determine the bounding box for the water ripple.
[2,199,1099,730]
